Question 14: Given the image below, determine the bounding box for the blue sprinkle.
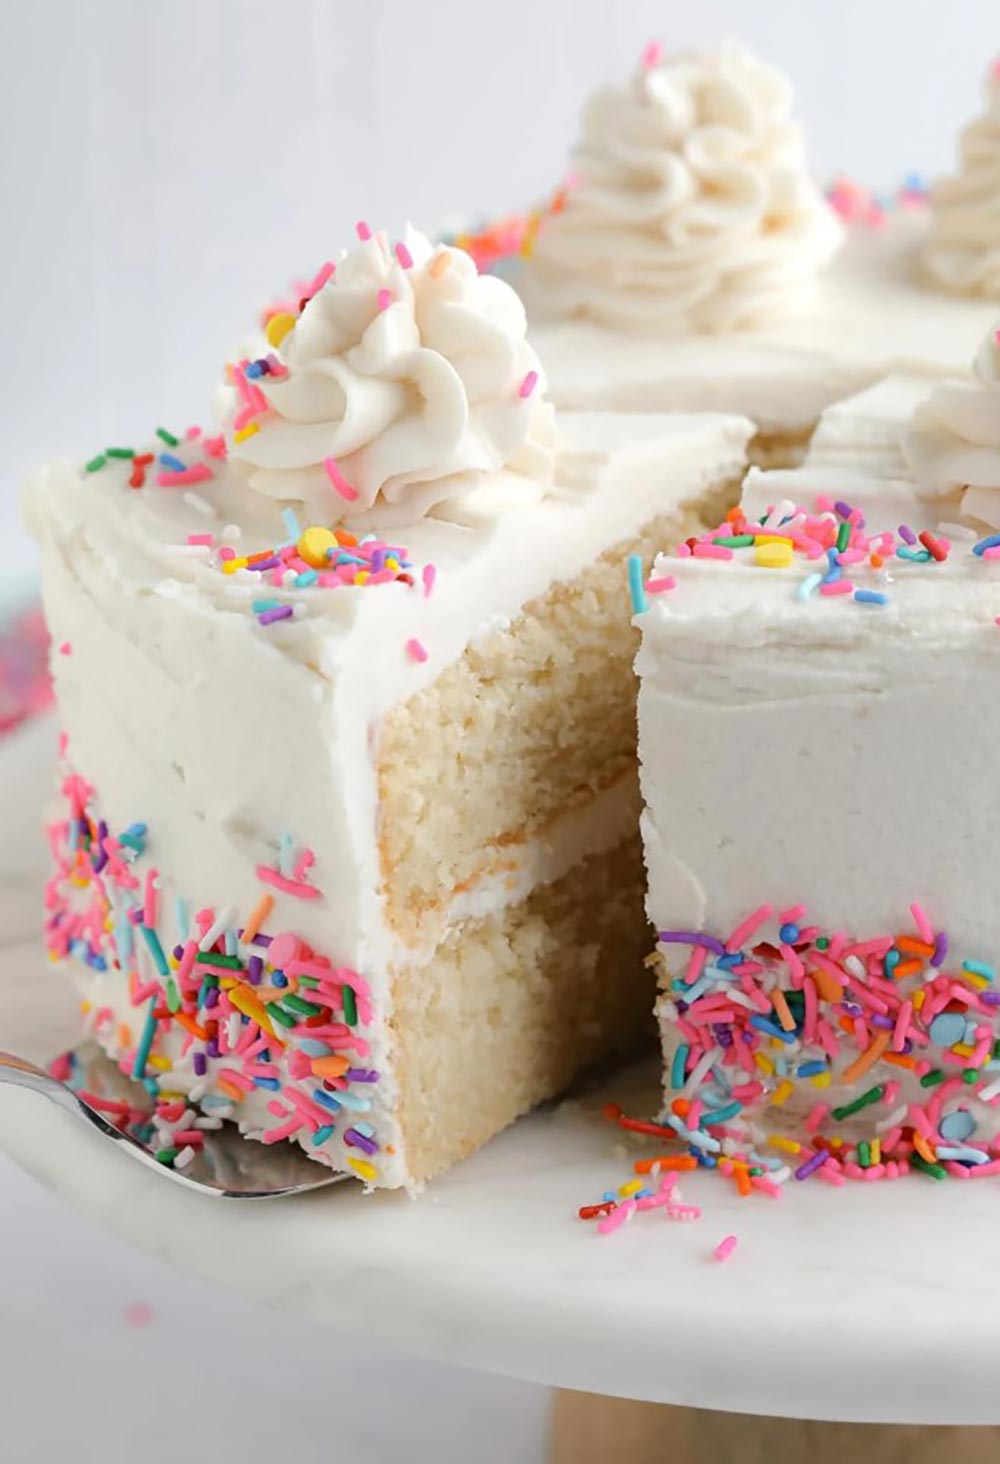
[131,998,158,1080]
[779,923,800,944]
[312,1125,336,1146]
[312,1088,343,1114]
[750,1014,796,1044]
[333,1090,371,1112]
[797,1059,827,1077]
[884,948,900,978]
[796,572,823,601]
[939,1109,976,1143]
[245,361,264,379]
[174,896,189,941]
[139,924,170,978]
[670,1043,689,1089]
[282,507,302,539]
[937,1144,989,1164]
[964,960,995,982]
[295,570,318,588]
[700,1101,742,1126]
[279,832,294,878]
[158,452,187,472]
[973,533,1000,557]
[298,1038,332,1058]
[896,545,931,562]
[854,590,888,606]
[253,1076,281,1091]
[627,554,647,614]
[352,1121,375,1138]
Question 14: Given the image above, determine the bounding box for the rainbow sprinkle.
[44,764,382,1179]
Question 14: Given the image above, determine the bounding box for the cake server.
[0,1045,349,1198]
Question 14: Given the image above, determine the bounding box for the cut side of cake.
[633,346,1000,1183]
[27,227,752,1188]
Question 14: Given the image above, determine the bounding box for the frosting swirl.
[923,68,1000,299]
[228,229,554,527]
[902,322,1000,526]
[526,41,841,334]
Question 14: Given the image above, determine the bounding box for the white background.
[3,2,1000,1460]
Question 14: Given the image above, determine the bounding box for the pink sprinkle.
[59,642,71,655]
[187,533,214,547]
[123,1301,155,1329]
[143,870,159,928]
[308,260,335,295]
[323,457,360,502]
[819,579,854,596]
[202,434,228,459]
[422,564,436,598]
[394,241,413,269]
[377,288,392,311]
[646,576,676,594]
[156,465,214,488]
[641,39,663,68]
[406,637,428,664]
[805,1102,829,1133]
[983,546,1000,560]
[255,866,323,900]
[598,1199,636,1236]
[356,221,372,241]
[519,370,538,399]
[293,849,315,882]
[726,903,773,952]
[892,998,912,1052]
[692,543,733,560]
[909,901,933,943]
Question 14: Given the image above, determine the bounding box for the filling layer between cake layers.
[634,376,1000,1183]
[31,409,750,1188]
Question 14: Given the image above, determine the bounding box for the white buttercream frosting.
[924,66,1000,299]
[903,321,1000,528]
[228,229,554,527]
[525,40,841,334]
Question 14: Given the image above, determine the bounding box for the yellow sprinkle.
[348,1157,378,1183]
[80,1000,92,1014]
[228,985,279,1042]
[355,570,369,585]
[222,557,248,575]
[767,1135,802,1154]
[297,526,337,569]
[829,1136,844,1149]
[913,988,926,1011]
[870,1138,881,1166]
[234,423,260,444]
[811,1071,832,1089]
[219,976,238,990]
[147,1054,172,1072]
[754,1052,775,1076]
[755,540,794,570]
[618,1179,643,1198]
[965,972,990,991]
[771,1079,794,1106]
[428,250,452,279]
[754,534,794,547]
[265,312,297,348]
[953,1043,975,1057]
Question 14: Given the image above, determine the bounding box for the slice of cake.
[27,226,752,1188]
[633,329,1000,1183]
[521,41,998,468]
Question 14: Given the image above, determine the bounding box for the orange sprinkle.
[670,1097,691,1118]
[840,1030,890,1086]
[428,250,452,278]
[895,937,935,958]
[771,988,796,1032]
[735,1167,752,1197]
[883,1052,916,1069]
[870,552,884,568]
[891,958,924,980]
[334,529,359,548]
[913,1132,938,1165]
[174,1012,208,1041]
[838,1015,855,1035]
[217,1079,245,1103]
[810,967,844,1002]
[117,1023,132,1050]
[633,1155,699,1175]
[311,1055,350,1079]
[242,893,274,944]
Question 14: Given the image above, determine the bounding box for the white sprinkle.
[165,543,212,559]
[875,1103,908,1133]
[844,954,866,981]
[199,907,237,951]
[222,522,242,541]
[682,1046,722,1097]
[173,1146,196,1170]
[977,1076,1000,1103]
[183,492,216,519]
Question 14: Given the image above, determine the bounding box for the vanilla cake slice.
[26,226,751,1188]
[633,324,1000,1185]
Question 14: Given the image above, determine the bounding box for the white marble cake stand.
[2,718,999,1460]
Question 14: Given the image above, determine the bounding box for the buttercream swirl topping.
[228,228,554,527]
[903,321,1000,527]
[526,41,841,334]
[923,65,1000,300]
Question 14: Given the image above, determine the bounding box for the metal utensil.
[0,1044,350,1198]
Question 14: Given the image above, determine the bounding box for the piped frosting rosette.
[227,228,555,527]
[903,322,1000,527]
[923,65,1000,300]
[526,41,842,334]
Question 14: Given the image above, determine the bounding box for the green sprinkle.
[156,426,180,447]
[155,1148,179,1166]
[196,952,243,970]
[858,1140,871,1168]
[165,977,181,1014]
[836,520,851,553]
[920,1068,945,1088]
[342,985,358,1026]
[282,993,324,1018]
[85,454,108,473]
[297,976,320,989]
[911,1155,947,1181]
[832,1084,884,1120]
[267,1003,298,1029]
[963,1068,980,1085]
[105,447,135,460]
[713,534,754,548]
[815,937,830,950]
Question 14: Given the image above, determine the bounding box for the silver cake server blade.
[0,1043,351,1198]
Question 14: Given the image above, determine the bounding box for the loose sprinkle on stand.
[713,1235,739,1264]
[406,637,428,664]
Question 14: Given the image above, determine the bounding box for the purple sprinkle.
[833,500,853,519]
[193,1052,207,1077]
[898,523,917,546]
[172,944,184,960]
[344,1127,379,1155]
[247,954,263,985]
[794,1148,828,1181]
[931,931,948,967]
[346,1068,379,1083]
[206,1038,220,1059]
[258,605,294,626]
[128,907,143,925]
[981,991,1000,1007]
[841,1001,864,1017]
[870,1014,894,1031]
[204,985,220,1010]
[714,1025,734,1048]
[249,556,281,573]
[658,930,726,955]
